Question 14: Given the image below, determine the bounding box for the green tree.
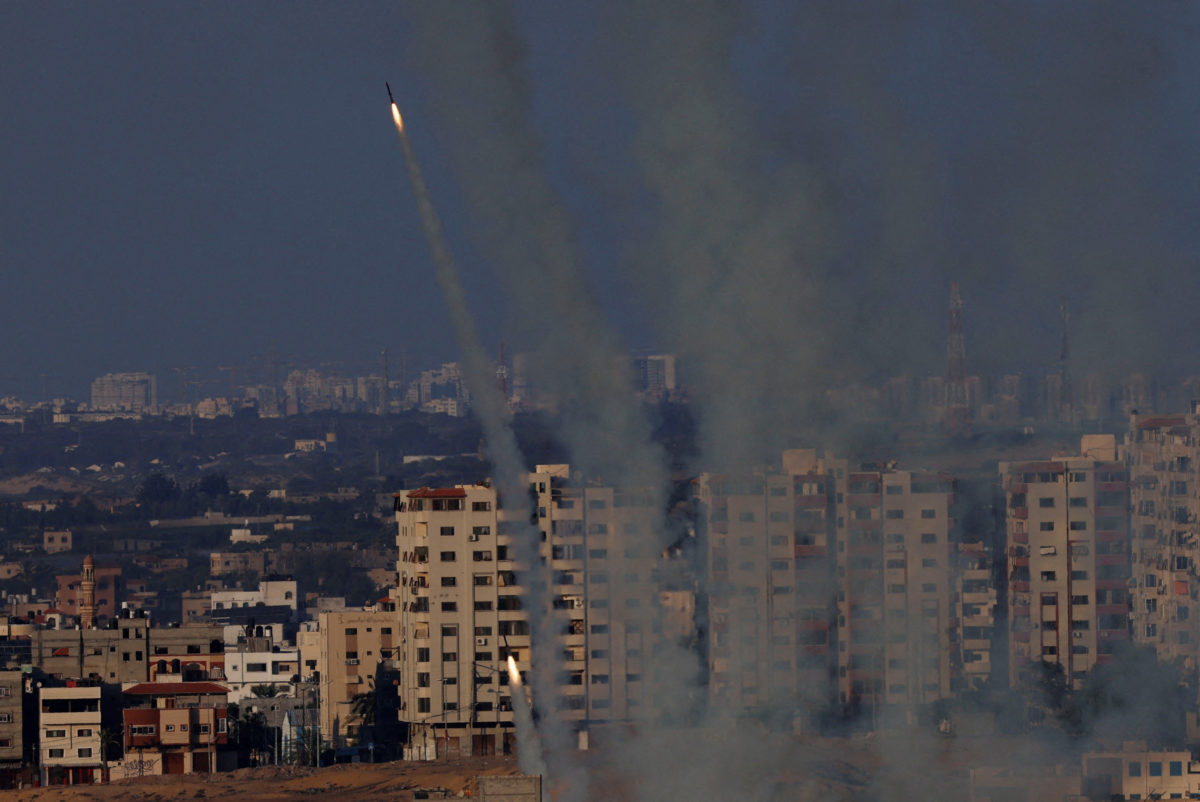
[250,683,282,698]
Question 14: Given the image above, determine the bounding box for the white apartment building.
[211,579,298,615]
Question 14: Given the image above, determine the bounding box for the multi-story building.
[39,685,102,786]
[829,461,957,714]
[223,646,300,704]
[695,449,835,722]
[697,450,963,721]
[394,468,679,757]
[32,615,224,685]
[1125,410,1200,662]
[211,578,298,618]
[43,530,72,554]
[396,484,510,758]
[208,551,267,578]
[89,372,157,413]
[1002,438,1131,690]
[0,670,24,788]
[121,682,233,776]
[313,609,397,746]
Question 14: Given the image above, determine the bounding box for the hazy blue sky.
[4,2,1200,400]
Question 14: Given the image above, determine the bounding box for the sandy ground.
[0,756,519,801]
[0,731,1058,801]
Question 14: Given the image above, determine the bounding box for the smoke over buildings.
[393,1,1200,800]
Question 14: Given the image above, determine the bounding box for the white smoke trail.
[390,100,557,782]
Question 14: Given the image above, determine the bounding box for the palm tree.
[350,680,377,730]
[99,728,121,783]
[250,683,283,698]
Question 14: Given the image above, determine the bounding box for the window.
[130,725,156,735]
[472,501,491,511]
[1128,762,1142,777]
[166,725,176,732]
[440,526,455,536]
[474,601,493,611]
[441,577,457,587]
[885,510,904,520]
[443,652,458,662]
[345,628,358,636]
[921,509,936,519]
[473,551,494,562]
[441,602,458,612]
[77,728,92,737]
[0,714,10,724]
[1040,571,1057,581]
[1039,522,1055,531]
[921,533,936,544]
[440,551,456,562]
[417,648,430,662]
[1171,761,1183,777]
[1150,761,1163,777]
[199,724,211,734]
[1038,497,1055,508]
[1070,496,1087,508]
[441,625,458,636]
[48,749,64,758]
[418,698,431,713]
[218,718,227,734]
[45,729,66,738]
[473,526,490,536]
[247,663,267,672]
[474,575,492,586]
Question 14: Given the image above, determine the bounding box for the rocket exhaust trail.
[508,656,547,776]
[389,91,559,781]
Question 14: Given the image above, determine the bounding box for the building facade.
[1002,443,1131,690]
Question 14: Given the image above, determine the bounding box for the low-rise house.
[1083,747,1200,800]
[120,682,233,776]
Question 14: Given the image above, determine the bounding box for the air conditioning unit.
[468,534,479,542]
[1073,631,1084,639]
[346,658,359,665]
[476,637,488,646]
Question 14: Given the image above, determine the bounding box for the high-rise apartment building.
[393,467,680,757]
[695,449,835,721]
[696,450,964,721]
[1125,409,1200,662]
[89,372,157,413]
[833,464,957,712]
[1002,439,1130,690]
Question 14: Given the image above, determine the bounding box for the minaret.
[79,555,96,629]
[945,282,970,433]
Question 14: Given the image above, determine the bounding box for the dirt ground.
[0,756,519,801]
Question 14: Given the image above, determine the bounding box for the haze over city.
[3,2,1200,801]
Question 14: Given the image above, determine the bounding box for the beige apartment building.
[39,685,103,786]
[394,467,679,757]
[830,461,958,713]
[697,450,967,721]
[396,483,514,758]
[1002,438,1131,690]
[1125,409,1200,662]
[695,449,836,721]
[313,609,397,745]
[0,670,23,788]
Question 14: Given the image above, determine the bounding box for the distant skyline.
[5,3,1200,402]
